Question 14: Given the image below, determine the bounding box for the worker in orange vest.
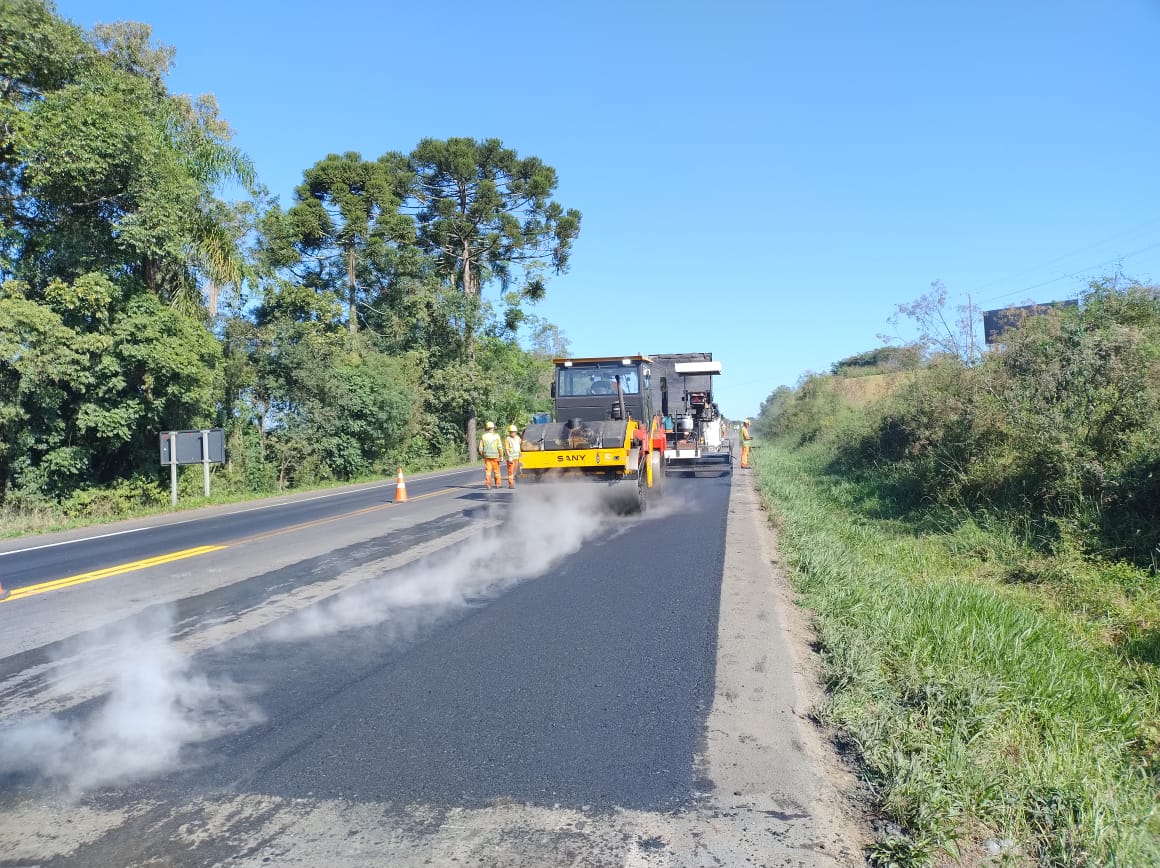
[479,421,503,489]
[739,419,753,469]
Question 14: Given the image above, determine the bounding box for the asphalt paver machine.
[650,353,731,476]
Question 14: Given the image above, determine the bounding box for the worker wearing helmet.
[479,421,503,489]
[739,419,753,469]
[503,424,522,489]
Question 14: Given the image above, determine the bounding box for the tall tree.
[0,4,254,500]
[4,11,253,313]
[0,0,91,275]
[277,152,413,338]
[406,137,580,455]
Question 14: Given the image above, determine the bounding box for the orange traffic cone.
[394,468,408,503]
[0,578,8,602]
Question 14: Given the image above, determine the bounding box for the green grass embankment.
[752,442,1160,866]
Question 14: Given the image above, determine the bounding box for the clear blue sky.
[57,0,1160,419]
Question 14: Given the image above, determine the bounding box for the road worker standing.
[739,419,753,469]
[479,421,503,489]
[504,424,522,489]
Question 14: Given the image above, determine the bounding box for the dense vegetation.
[0,1,579,525]
[758,277,1160,568]
[754,279,1160,864]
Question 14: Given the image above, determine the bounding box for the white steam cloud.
[266,481,619,641]
[0,607,262,796]
[0,478,661,796]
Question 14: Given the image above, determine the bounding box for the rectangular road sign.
[160,429,225,465]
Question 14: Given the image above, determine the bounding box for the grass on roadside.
[752,442,1160,866]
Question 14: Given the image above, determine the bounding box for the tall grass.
[754,443,1160,866]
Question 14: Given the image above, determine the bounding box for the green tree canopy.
[0,3,253,502]
[403,137,580,454]
[3,7,253,312]
[269,152,413,337]
[408,137,581,301]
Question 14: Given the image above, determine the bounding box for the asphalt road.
[0,469,865,867]
[187,475,723,810]
[0,467,477,590]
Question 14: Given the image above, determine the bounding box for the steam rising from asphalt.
[0,480,646,795]
[266,481,616,641]
[0,607,262,796]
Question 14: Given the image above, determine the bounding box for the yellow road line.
[2,545,228,602]
[0,484,460,603]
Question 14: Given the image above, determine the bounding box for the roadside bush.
[232,425,279,493]
[1100,452,1160,566]
[0,488,60,537]
[836,360,1005,510]
[816,280,1160,564]
[770,372,865,447]
[61,475,167,519]
[832,345,922,377]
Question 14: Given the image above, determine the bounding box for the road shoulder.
[699,469,871,864]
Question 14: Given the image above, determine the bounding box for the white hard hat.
[485,421,495,429]
[509,424,519,433]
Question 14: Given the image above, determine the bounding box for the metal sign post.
[160,429,226,507]
[169,432,178,507]
[201,429,211,497]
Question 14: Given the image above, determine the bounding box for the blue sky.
[57,0,1160,418]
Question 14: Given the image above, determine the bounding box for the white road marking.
[0,527,152,556]
[0,469,475,553]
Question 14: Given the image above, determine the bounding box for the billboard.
[982,300,1078,345]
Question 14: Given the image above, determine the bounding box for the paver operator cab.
[517,356,665,513]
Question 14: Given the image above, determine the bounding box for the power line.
[978,239,1160,305]
[968,216,1160,299]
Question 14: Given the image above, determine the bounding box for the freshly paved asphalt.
[141,473,731,813]
[0,470,736,865]
[184,475,727,811]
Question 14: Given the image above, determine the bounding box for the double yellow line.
[0,481,459,603]
[1,546,227,602]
